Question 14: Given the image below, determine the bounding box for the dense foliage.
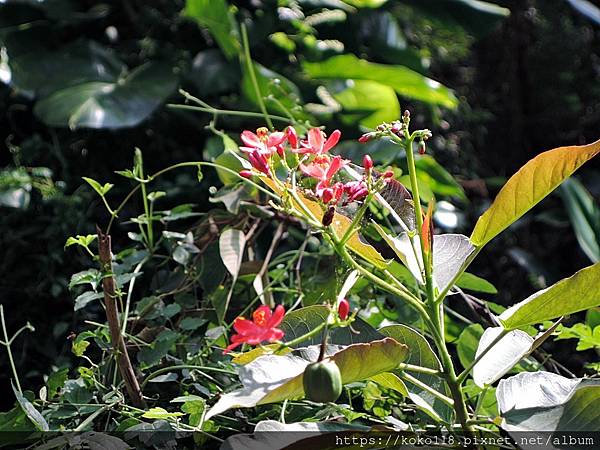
[1,0,600,448]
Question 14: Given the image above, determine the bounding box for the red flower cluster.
[224,305,285,353]
[238,126,371,205]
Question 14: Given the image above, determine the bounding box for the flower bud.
[363,154,373,171]
[322,205,335,226]
[383,170,394,179]
[391,122,402,134]
[338,298,350,320]
[286,126,298,148]
[358,133,372,143]
[418,141,426,155]
[239,170,253,179]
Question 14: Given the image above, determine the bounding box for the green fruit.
[303,360,343,403]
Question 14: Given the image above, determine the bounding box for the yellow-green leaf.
[262,178,387,268]
[500,262,600,330]
[471,140,600,247]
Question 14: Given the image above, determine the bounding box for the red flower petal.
[241,131,261,148]
[307,128,325,153]
[267,305,285,328]
[323,129,341,152]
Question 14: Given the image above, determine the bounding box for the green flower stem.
[135,151,154,250]
[340,192,375,245]
[397,127,475,437]
[241,24,273,130]
[399,372,454,407]
[107,161,278,233]
[399,363,442,377]
[278,321,329,349]
[141,365,236,390]
[0,305,23,394]
[168,104,291,122]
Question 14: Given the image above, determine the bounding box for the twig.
[97,226,146,408]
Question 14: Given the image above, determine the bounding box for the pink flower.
[321,182,344,204]
[240,127,286,156]
[294,128,341,155]
[248,149,270,176]
[338,298,350,320]
[239,170,253,179]
[300,155,347,202]
[224,305,286,353]
[344,180,368,203]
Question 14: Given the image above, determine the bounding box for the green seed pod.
[303,360,343,403]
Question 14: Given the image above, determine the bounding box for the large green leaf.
[9,40,124,98]
[34,62,177,129]
[333,80,400,129]
[378,325,451,422]
[303,54,457,108]
[405,0,509,38]
[280,305,383,346]
[559,178,600,263]
[183,0,239,59]
[497,372,600,433]
[205,338,408,419]
[470,140,600,247]
[500,262,600,330]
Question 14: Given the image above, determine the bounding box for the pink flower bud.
[286,126,298,148]
[418,141,426,155]
[338,298,350,320]
[363,155,373,171]
[383,170,394,179]
[239,170,253,179]
[358,133,371,143]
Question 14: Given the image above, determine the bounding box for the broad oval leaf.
[34,62,177,129]
[497,371,600,434]
[500,262,600,330]
[303,54,457,108]
[470,139,600,247]
[205,338,408,419]
[472,327,533,388]
[280,305,383,346]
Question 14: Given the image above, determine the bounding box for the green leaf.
[206,338,408,419]
[142,407,184,420]
[472,327,533,388]
[378,325,450,422]
[333,80,400,129]
[456,272,498,294]
[47,368,69,399]
[559,178,600,263]
[82,177,113,196]
[73,291,102,311]
[500,262,600,330]
[343,0,388,7]
[415,155,466,201]
[12,384,49,431]
[183,0,239,59]
[470,140,600,247]
[303,54,457,108]
[406,0,509,38]
[34,62,178,129]
[497,371,600,432]
[456,323,483,370]
[280,305,383,346]
[219,228,245,279]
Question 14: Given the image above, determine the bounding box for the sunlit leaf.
[500,262,600,330]
[497,371,600,433]
[205,338,407,419]
[472,327,533,388]
[470,140,600,247]
[303,54,457,108]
